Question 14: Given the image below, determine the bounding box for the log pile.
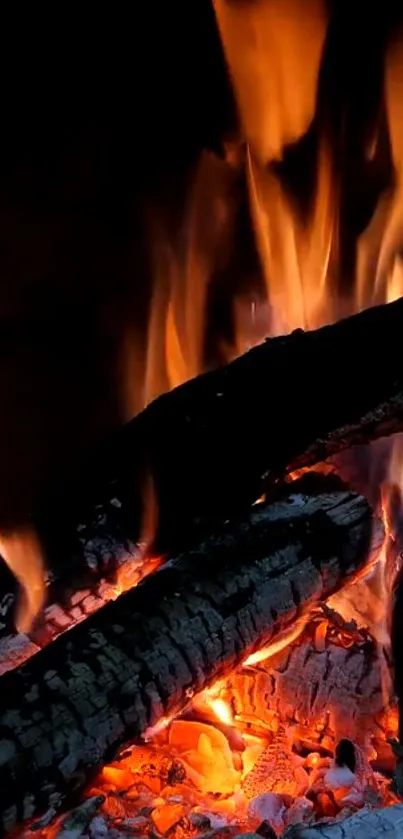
[32,296,403,570]
[0,478,374,835]
[1,298,402,639]
[2,299,403,836]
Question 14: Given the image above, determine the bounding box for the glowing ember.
[14,611,399,839]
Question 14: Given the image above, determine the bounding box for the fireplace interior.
[2,1,403,837]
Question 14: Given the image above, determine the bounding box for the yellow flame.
[207,697,234,726]
[243,615,310,666]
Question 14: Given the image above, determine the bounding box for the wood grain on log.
[32,296,403,569]
[0,480,373,835]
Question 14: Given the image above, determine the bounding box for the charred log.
[0,496,152,644]
[0,480,373,835]
[0,553,161,676]
[33,296,403,571]
[1,299,400,637]
[220,614,394,766]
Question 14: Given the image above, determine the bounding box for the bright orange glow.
[119,7,403,430]
[206,697,234,726]
[243,615,310,665]
[125,151,238,414]
[246,140,337,335]
[112,554,163,600]
[0,526,45,633]
[213,0,337,335]
[9,16,403,839]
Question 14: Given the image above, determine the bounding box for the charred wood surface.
[282,803,403,838]
[0,494,150,643]
[33,297,403,568]
[221,614,392,760]
[0,554,161,675]
[1,299,399,637]
[0,481,373,835]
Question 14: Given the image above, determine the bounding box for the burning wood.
[0,477,374,835]
[31,296,403,575]
[1,297,403,640]
[0,551,162,675]
[218,614,393,762]
[13,600,400,839]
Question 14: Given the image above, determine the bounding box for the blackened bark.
[34,296,403,574]
[0,479,373,835]
[1,297,399,638]
[221,616,389,760]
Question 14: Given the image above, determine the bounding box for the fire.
[243,615,310,666]
[28,609,395,839]
[6,17,403,832]
[8,5,403,633]
[357,32,403,306]
[212,0,329,164]
[206,697,234,726]
[135,3,403,377]
[0,526,45,634]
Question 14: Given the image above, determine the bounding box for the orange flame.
[212,0,329,164]
[10,8,403,640]
[135,150,239,411]
[243,614,310,666]
[116,11,403,674]
[0,526,45,634]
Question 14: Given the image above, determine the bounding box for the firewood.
[33,296,403,569]
[0,478,373,835]
[220,614,391,760]
[281,802,403,837]
[0,553,161,676]
[1,298,400,639]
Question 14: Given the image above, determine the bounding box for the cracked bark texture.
[0,476,149,642]
[32,296,403,568]
[283,803,403,837]
[0,554,161,676]
[0,481,372,835]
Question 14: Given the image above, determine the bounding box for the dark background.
[0,0,401,528]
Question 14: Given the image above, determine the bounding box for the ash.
[14,611,402,839]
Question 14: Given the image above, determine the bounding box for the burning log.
[32,296,403,567]
[0,298,400,639]
[219,613,392,762]
[0,478,373,835]
[0,552,162,676]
